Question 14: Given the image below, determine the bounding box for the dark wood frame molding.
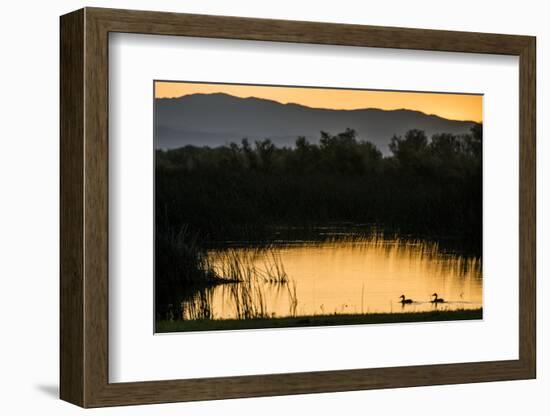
[60,7,536,408]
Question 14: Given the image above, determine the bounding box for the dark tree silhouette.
[155,125,482,247]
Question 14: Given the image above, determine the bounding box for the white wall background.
[0,0,545,414]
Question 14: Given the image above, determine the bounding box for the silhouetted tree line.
[155,125,482,250]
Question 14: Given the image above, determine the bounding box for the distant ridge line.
[155,93,479,154]
[155,92,478,124]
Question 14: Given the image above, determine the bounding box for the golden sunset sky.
[155,81,483,123]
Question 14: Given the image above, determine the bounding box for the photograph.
[154,80,483,333]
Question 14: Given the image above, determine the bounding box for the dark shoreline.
[156,308,483,333]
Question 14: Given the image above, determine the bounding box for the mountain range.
[154,93,478,155]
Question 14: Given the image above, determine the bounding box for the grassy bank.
[156,308,482,333]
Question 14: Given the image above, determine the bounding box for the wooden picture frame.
[60,7,536,408]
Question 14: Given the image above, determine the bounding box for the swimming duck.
[431,293,445,303]
[399,294,413,304]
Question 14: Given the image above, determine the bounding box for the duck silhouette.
[399,294,413,304]
[431,293,445,303]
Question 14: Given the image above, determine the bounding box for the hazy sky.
[155,81,483,123]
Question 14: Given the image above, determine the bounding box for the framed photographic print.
[60,7,536,407]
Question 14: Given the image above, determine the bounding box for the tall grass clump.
[155,225,230,320]
[209,248,290,319]
[179,248,294,321]
[208,247,288,284]
[183,288,215,320]
[229,278,268,320]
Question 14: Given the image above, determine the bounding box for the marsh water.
[182,234,482,320]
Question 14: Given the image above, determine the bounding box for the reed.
[183,289,214,320]
[287,279,298,317]
[178,247,291,321]
[208,247,289,284]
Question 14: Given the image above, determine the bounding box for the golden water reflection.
[192,237,482,319]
